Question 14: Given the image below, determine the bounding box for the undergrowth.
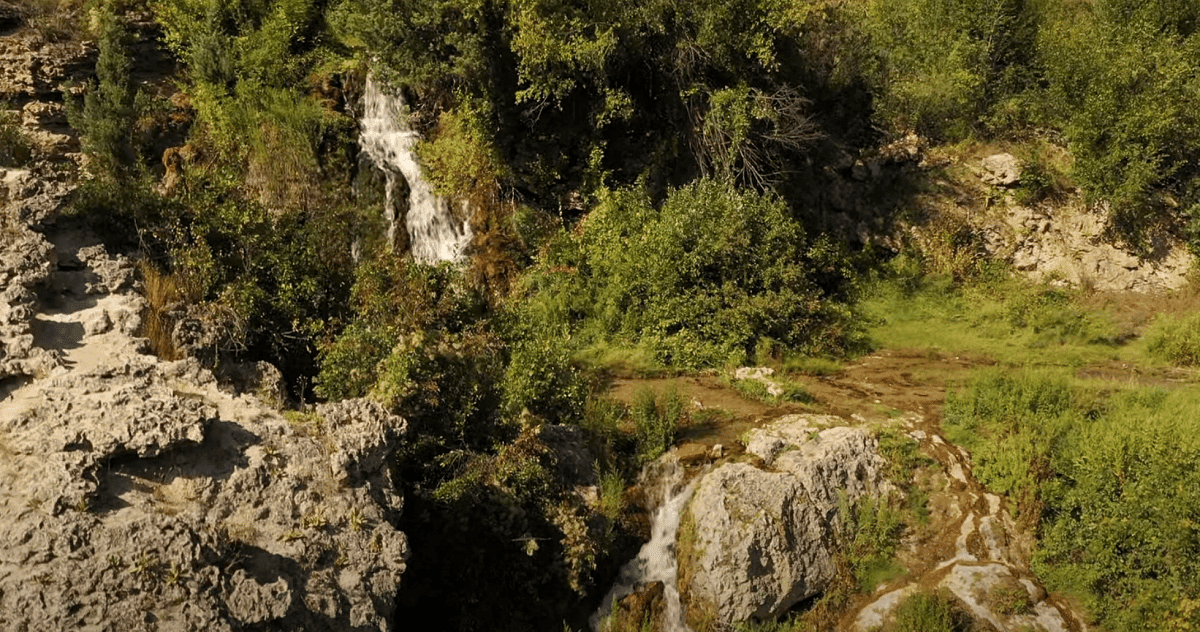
[863,265,1139,367]
[946,370,1200,631]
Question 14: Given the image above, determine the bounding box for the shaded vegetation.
[946,371,1200,631]
[53,0,1200,630]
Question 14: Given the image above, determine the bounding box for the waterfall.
[591,457,697,632]
[359,75,472,263]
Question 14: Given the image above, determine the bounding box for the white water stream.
[359,76,472,262]
[591,458,697,632]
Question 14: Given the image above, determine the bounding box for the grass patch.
[782,355,843,377]
[728,373,814,405]
[840,494,907,592]
[863,271,1142,367]
[574,341,672,378]
[138,260,205,361]
[631,386,682,462]
[1145,311,1200,366]
[947,368,1200,632]
[884,591,971,632]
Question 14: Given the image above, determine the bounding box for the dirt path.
[606,350,1095,630]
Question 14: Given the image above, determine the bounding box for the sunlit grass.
[861,272,1158,368]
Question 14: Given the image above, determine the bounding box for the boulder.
[0,353,411,631]
[680,421,890,627]
[981,153,1022,187]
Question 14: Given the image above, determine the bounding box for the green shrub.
[946,370,1200,632]
[501,329,589,424]
[631,387,682,462]
[862,0,1037,140]
[887,591,970,632]
[67,9,138,177]
[1145,312,1200,366]
[840,494,906,592]
[944,369,1082,509]
[1038,0,1200,231]
[520,179,864,370]
[0,105,32,167]
[1034,387,1200,631]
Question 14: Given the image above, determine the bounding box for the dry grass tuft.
[138,260,204,360]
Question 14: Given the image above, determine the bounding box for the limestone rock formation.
[0,174,61,381]
[981,202,1191,292]
[849,424,1085,632]
[0,131,410,630]
[980,153,1022,187]
[0,350,410,631]
[679,418,890,626]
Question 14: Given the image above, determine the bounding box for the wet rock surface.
[848,423,1085,632]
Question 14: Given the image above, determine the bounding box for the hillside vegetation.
[42,0,1200,629]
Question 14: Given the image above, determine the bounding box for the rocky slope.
[0,25,410,632]
[848,417,1086,632]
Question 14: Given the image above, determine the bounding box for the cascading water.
[359,75,472,263]
[591,457,697,632]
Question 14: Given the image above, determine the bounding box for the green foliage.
[947,371,1200,632]
[1145,311,1200,366]
[886,591,970,632]
[332,0,871,207]
[501,328,589,424]
[840,494,906,592]
[400,424,588,632]
[944,369,1082,509]
[416,99,505,200]
[0,104,32,167]
[522,180,864,369]
[1038,0,1200,230]
[862,0,1037,140]
[67,9,138,177]
[630,387,682,462]
[317,257,506,438]
[693,84,820,188]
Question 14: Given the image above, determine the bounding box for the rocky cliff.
[0,24,410,631]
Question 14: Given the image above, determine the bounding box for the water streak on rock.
[592,457,695,632]
[359,76,471,262]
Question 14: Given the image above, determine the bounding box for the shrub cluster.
[946,371,1200,631]
[520,179,866,369]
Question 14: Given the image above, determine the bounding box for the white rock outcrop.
[679,419,890,626]
[980,153,1022,187]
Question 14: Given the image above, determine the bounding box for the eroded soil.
[603,349,1110,631]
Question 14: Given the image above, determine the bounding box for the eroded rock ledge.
[1,111,410,629]
[0,352,410,631]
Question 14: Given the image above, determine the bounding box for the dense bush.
[521,179,865,368]
[860,0,1037,140]
[331,0,872,207]
[1039,0,1200,228]
[947,372,1200,631]
[1145,312,1200,366]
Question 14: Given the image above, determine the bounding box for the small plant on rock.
[631,387,682,462]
